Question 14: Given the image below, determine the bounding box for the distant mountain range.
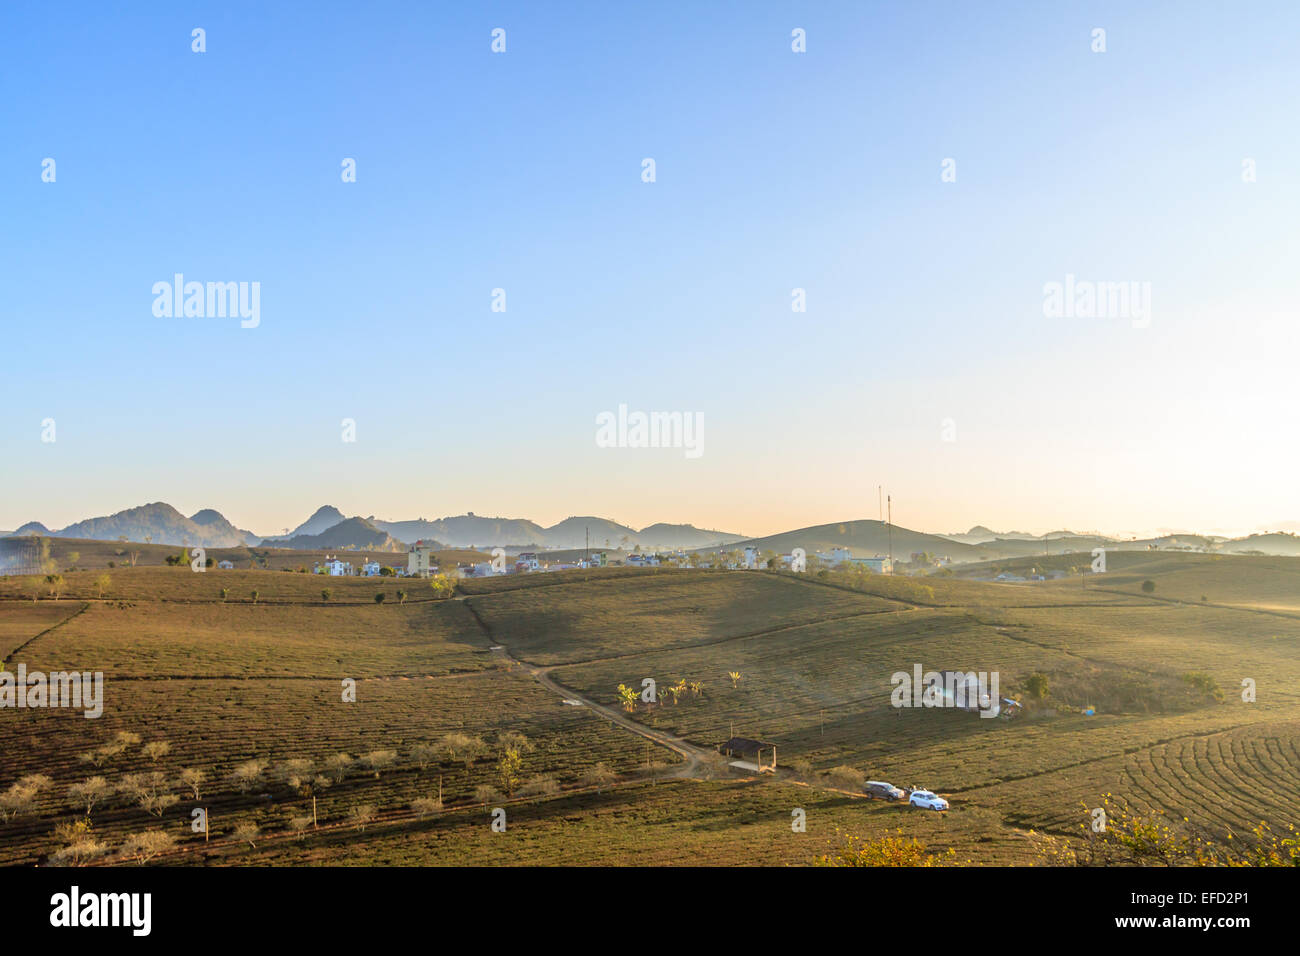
[6,503,258,549]
[3,503,747,552]
[6,503,1299,561]
[261,507,746,551]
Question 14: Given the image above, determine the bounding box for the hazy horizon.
[3,493,1296,544]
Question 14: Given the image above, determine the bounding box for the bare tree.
[120,830,175,864]
[441,732,486,769]
[349,804,377,831]
[360,750,397,778]
[233,822,260,849]
[178,768,206,800]
[228,759,268,793]
[278,757,316,791]
[324,753,353,784]
[142,741,171,763]
[67,777,111,816]
[409,743,439,771]
[119,771,177,816]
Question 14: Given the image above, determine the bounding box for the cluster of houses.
[209,541,901,579]
[311,556,384,577]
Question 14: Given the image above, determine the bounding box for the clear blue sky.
[4,1,1298,538]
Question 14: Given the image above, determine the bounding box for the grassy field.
[1,552,1298,866]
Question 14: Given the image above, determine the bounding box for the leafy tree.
[1024,673,1050,700]
[93,573,111,598]
[50,819,108,866]
[497,747,524,796]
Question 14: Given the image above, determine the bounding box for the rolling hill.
[635,522,748,550]
[710,519,985,561]
[268,516,407,552]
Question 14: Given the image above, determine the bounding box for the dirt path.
[490,643,711,778]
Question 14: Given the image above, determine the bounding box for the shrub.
[1024,672,1050,700]
[411,797,444,819]
[817,830,951,867]
[1141,579,1156,593]
[349,804,377,831]
[519,773,559,798]
[827,765,864,792]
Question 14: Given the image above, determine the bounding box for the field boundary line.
[2,601,89,659]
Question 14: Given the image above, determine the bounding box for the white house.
[324,559,353,576]
[216,560,235,570]
[818,547,852,567]
[361,561,381,576]
[743,546,760,569]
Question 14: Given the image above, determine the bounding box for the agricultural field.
[1,550,1298,866]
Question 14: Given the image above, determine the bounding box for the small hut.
[718,736,777,774]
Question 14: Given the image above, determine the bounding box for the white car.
[908,789,949,811]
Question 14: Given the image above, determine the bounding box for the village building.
[850,555,892,574]
[407,542,437,577]
[718,736,777,774]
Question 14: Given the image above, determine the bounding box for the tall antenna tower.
[887,495,893,572]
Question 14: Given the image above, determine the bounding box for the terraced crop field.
[1,553,1297,866]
